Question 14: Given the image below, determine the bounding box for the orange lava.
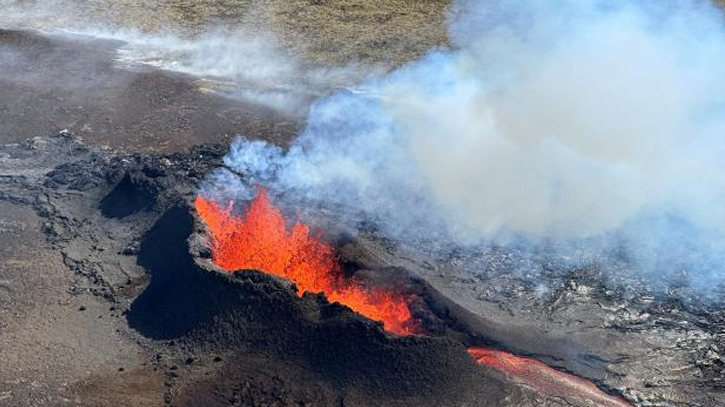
[468,347,633,407]
[195,188,415,335]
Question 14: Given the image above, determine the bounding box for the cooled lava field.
[3,1,725,407]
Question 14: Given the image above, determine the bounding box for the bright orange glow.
[468,347,632,407]
[195,188,416,335]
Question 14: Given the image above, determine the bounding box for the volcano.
[195,188,417,335]
[192,186,633,407]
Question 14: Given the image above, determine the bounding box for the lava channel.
[468,347,632,407]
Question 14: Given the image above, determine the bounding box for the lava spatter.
[195,188,416,335]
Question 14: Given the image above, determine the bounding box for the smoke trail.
[209,0,725,293]
[103,28,368,115]
[0,0,369,114]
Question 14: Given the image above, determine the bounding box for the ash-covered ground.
[0,29,298,153]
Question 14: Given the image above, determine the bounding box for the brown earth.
[0,0,450,153]
[0,29,298,153]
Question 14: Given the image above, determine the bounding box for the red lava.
[468,347,633,407]
[195,187,417,335]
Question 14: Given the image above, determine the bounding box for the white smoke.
[104,29,368,114]
[0,0,370,115]
[212,0,725,292]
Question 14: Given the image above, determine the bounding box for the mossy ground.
[76,0,450,67]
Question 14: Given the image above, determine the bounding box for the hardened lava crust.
[0,134,722,406]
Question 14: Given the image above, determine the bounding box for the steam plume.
[213,0,725,294]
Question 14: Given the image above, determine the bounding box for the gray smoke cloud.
[210,0,725,294]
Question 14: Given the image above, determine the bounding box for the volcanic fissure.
[194,187,633,407]
[195,187,417,336]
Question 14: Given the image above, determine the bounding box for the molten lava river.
[195,188,632,406]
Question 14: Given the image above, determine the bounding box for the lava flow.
[194,188,416,335]
[468,348,633,407]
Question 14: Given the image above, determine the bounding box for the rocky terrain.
[0,132,723,406]
[0,134,550,406]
